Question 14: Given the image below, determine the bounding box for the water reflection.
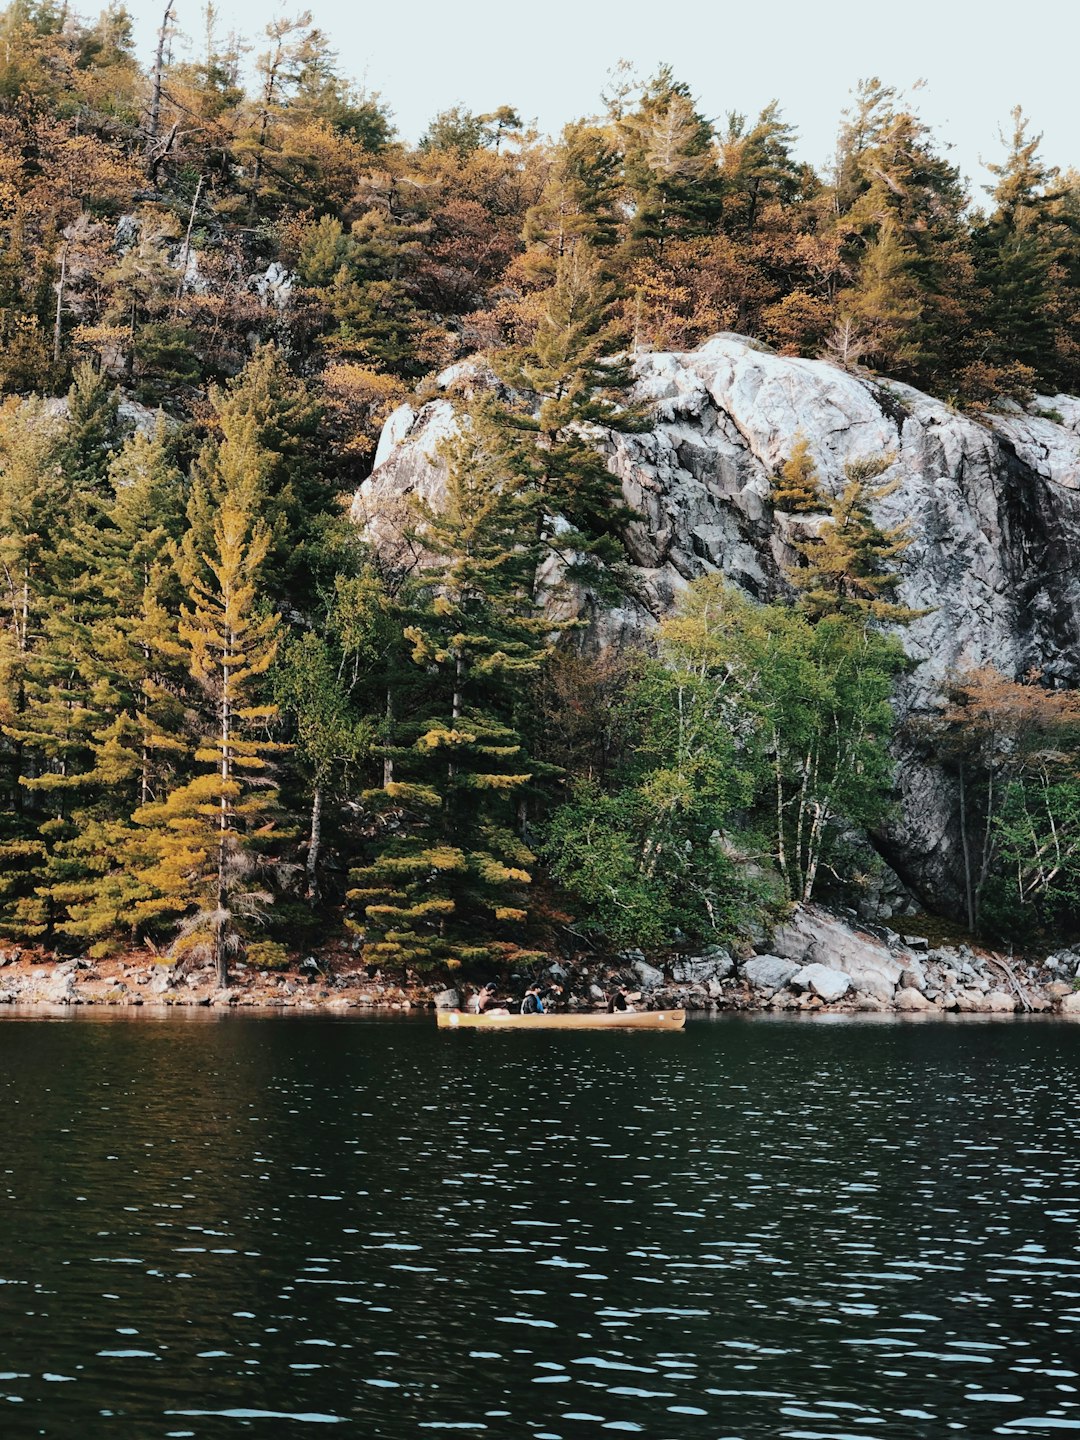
[0,1014,1078,1437]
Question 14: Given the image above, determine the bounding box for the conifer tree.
[274,629,370,899]
[832,80,972,389]
[521,121,622,284]
[348,425,552,970]
[496,241,642,586]
[0,399,68,937]
[186,346,324,605]
[722,102,802,239]
[135,499,283,985]
[34,422,188,949]
[619,68,723,256]
[972,109,1068,386]
[295,211,430,377]
[771,433,824,513]
[836,221,925,374]
[791,455,925,625]
[57,361,120,496]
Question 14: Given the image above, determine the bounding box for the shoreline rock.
[0,905,1076,1019]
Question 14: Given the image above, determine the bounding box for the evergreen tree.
[295,211,430,377]
[135,499,283,985]
[496,241,643,585]
[0,399,68,937]
[186,347,324,606]
[832,79,973,389]
[274,629,370,899]
[722,101,802,238]
[972,109,1068,386]
[791,456,925,624]
[34,422,188,950]
[771,433,824,513]
[521,121,622,283]
[348,425,551,970]
[619,67,724,256]
[835,220,925,373]
[57,362,120,496]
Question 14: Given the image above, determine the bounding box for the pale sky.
[127,0,1077,196]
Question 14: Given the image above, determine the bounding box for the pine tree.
[496,241,643,586]
[348,425,552,970]
[791,456,925,625]
[57,361,120,496]
[0,398,68,937]
[135,499,283,986]
[836,221,925,374]
[186,346,324,606]
[832,80,973,389]
[619,68,723,256]
[35,422,188,950]
[521,121,622,284]
[771,433,824,513]
[972,109,1066,385]
[295,211,429,377]
[722,102,802,239]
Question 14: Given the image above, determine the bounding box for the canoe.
[436,1009,685,1031]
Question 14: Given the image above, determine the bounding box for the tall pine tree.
[348,423,552,970]
[135,498,283,985]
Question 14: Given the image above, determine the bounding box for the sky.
[126,0,1077,194]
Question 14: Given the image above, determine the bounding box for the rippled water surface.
[1,1014,1080,1438]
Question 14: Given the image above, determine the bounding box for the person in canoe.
[607,983,642,1013]
[544,981,568,1012]
[474,983,509,1016]
[520,983,546,1015]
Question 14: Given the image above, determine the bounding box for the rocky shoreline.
[0,906,1078,1018]
[625,906,1080,1017]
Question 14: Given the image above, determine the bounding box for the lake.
[1,1012,1078,1438]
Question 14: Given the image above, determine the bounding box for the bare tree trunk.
[382,687,394,787]
[145,2,175,167]
[173,174,203,311]
[306,783,322,898]
[216,645,231,989]
[773,730,790,898]
[958,761,975,933]
[52,240,68,365]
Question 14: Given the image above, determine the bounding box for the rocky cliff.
[352,335,1080,917]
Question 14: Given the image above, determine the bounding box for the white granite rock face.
[354,335,1080,912]
[769,906,908,1003]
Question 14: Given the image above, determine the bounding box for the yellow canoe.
[436,1009,685,1031]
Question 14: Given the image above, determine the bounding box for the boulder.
[1060,991,1080,1014]
[632,958,665,990]
[434,988,460,1011]
[1046,948,1080,976]
[42,971,76,1004]
[894,987,933,1012]
[899,961,927,990]
[742,956,800,992]
[149,965,177,995]
[789,963,851,1003]
[985,989,1017,1012]
[953,988,998,1013]
[670,951,734,985]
